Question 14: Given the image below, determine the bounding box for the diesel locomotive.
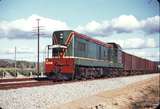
[45,30,158,80]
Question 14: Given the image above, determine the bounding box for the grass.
[0,67,41,77]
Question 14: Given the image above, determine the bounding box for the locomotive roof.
[107,42,121,49]
[74,32,112,48]
[53,30,121,48]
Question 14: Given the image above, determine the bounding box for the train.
[45,30,158,80]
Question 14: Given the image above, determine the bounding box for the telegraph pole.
[33,19,45,77]
[15,46,17,76]
[37,19,40,77]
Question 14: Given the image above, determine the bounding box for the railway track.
[0,77,50,83]
[0,78,35,83]
[0,81,54,90]
[0,77,124,90]
[0,77,98,90]
[0,73,156,90]
[0,76,79,90]
[0,77,56,90]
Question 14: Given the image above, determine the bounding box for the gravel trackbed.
[0,74,159,109]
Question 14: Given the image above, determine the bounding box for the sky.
[0,0,159,62]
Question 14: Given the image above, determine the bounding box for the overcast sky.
[0,0,159,62]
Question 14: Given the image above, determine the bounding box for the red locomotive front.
[45,58,75,76]
[45,30,75,80]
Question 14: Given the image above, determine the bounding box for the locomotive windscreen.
[53,31,65,45]
[52,30,73,57]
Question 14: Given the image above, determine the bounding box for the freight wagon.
[122,52,157,76]
[45,30,158,80]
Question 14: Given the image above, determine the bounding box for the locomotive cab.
[48,44,67,57]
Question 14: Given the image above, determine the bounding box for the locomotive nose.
[45,58,54,75]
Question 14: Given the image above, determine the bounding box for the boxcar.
[122,51,158,75]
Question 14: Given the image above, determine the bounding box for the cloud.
[76,21,113,36]
[141,16,160,34]
[124,49,159,61]
[123,38,157,49]
[5,47,34,54]
[95,36,157,49]
[0,14,159,39]
[0,45,48,54]
[76,15,160,36]
[111,15,140,33]
[0,14,70,39]
[113,37,159,61]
